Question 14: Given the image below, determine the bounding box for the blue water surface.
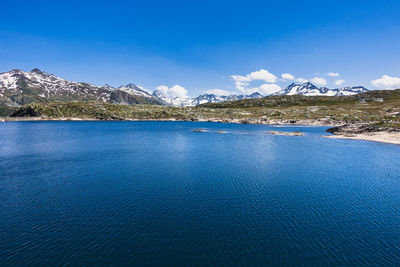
[1,121,399,265]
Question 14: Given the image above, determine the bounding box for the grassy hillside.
[0,103,17,117]
[199,89,400,128]
[4,89,400,130]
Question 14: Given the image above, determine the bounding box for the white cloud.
[246,69,277,83]
[204,89,232,96]
[156,85,169,96]
[170,85,188,98]
[371,75,400,89]
[310,77,327,86]
[156,84,188,98]
[295,77,308,83]
[281,73,295,80]
[326,72,340,77]
[231,69,277,90]
[231,69,279,94]
[335,80,345,86]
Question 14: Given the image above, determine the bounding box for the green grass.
[3,89,400,130]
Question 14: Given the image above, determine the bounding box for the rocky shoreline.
[0,116,339,126]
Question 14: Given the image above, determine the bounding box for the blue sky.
[1,0,400,96]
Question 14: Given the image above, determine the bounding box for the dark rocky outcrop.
[326,124,400,135]
[11,106,39,117]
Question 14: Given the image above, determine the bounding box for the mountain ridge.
[0,68,370,109]
[0,68,163,106]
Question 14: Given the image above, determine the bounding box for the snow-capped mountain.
[151,90,190,106]
[0,68,110,103]
[152,91,264,107]
[331,86,369,96]
[273,82,368,96]
[151,82,369,106]
[118,83,155,98]
[190,92,263,106]
[190,94,227,106]
[0,69,162,106]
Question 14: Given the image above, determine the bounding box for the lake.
[1,121,399,265]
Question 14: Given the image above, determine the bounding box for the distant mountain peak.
[103,84,115,89]
[248,92,263,98]
[124,83,139,89]
[30,68,47,75]
[303,82,318,89]
[287,82,300,87]
[9,69,23,74]
[273,82,368,96]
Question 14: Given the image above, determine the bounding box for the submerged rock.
[268,131,304,136]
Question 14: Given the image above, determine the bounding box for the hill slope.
[7,89,400,131]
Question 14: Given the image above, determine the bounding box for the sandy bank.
[323,132,400,145]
